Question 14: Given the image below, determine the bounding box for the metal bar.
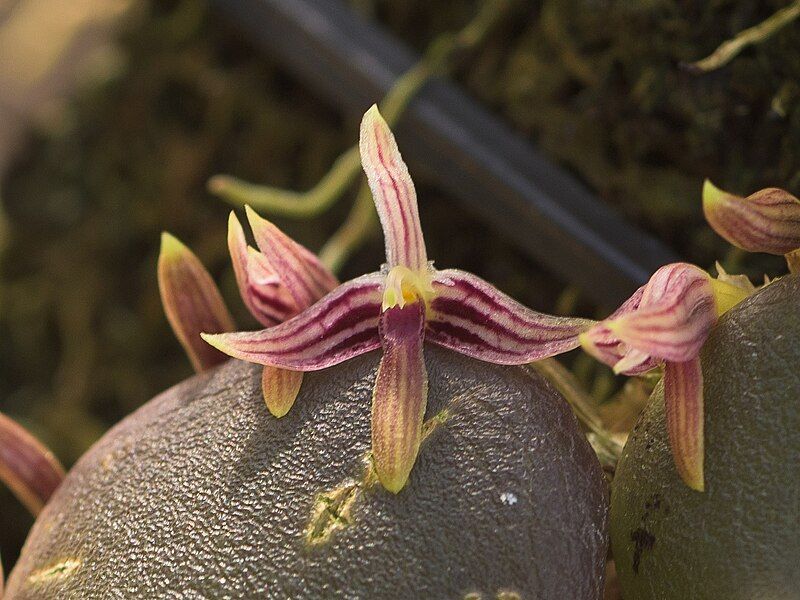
[209,0,680,306]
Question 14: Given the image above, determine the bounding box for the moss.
[372,0,798,277]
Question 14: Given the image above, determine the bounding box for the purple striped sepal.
[205,106,594,492]
[703,180,800,257]
[580,262,754,491]
[158,233,236,372]
[203,273,385,370]
[427,269,593,364]
[0,412,65,516]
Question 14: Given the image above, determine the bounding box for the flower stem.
[209,0,516,221]
[318,183,378,273]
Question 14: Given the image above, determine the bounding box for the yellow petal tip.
[199,332,221,348]
[684,472,705,492]
[244,204,271,234]
[159,231,187,259]
[702,179,728,209]
[378,474,407,494]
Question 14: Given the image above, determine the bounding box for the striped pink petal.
[202,273,384,370]
[606,263,716,363]
[425,269,594,365]
[261,366,304,418]
[372,301,428,493]
[703,180,800,255]
[664,359,705,491]
[158,232,235,372]
[359,105,427,271]
[580,327,660,376]
[245,206,338,309]
[580,286,660,375]
[0,412,65,516]
[228,212,297,326]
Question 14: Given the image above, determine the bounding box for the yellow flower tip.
[364,103,384,124]
[709,277,750,317]
[378,470,409,494]
[199,332,224,351]
[610,362,625,376]
[268,405,291,419]
[246,246,263,260]
[262,367,303,419]
[244,203,259,221]
[702,178,730,210]
[680,462,705,492]
[159,231,188,260]
[244,204,274,237]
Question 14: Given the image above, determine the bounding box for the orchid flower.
[203,105,593,493]
[703,180,800,272]
[580,262,751,491]
[158,216,338,417]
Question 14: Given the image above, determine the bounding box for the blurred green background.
[1,0,798,572]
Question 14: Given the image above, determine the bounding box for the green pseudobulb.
[611,275,800,600]
[6,346,608,599]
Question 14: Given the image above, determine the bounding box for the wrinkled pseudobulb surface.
[611,275,800,600]
[7,346,608,599]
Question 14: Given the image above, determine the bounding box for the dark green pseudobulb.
[611,274,800,600]
[6,346,608,599]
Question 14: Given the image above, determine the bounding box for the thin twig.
[208,0,515,222]
[684,1,800,74]
[318,182,378,272]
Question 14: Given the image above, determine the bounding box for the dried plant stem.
[686,1,800,73]
[318,183,377,272]
[208,148,362,219]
